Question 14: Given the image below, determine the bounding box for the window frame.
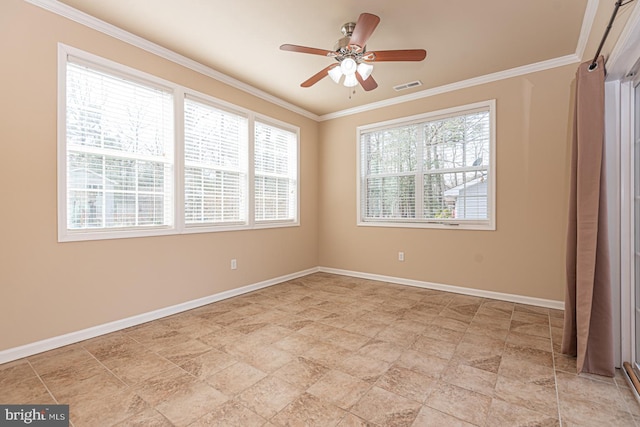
[58,44,299,242]
[253,118,300,226]
[356,100,496,231]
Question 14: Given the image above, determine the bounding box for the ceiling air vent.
[393,80,422,91]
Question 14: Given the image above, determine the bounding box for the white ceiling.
[53,0,594,117]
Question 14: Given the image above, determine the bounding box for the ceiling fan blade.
[365,49,427,62]
[356,73,378,91]
[280,44,336,57]
[301,64,338,87]
[348,13,380,49]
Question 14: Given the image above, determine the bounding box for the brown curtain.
[562,56,614,377]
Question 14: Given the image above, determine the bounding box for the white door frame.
[605,1,640,366]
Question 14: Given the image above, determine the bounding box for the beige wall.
[318,66,576,302]
[1,0,629,353]
[0,0,319,351]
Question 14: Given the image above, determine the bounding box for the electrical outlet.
[231,259,237,270]
[398,252,404,262]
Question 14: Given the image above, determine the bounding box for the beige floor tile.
[485,398,559,427]
[273,332,322,355]
[441,362,497,397]
[470,313,512,332]
[559,394,636,427]
[502,343,553,368]
[0,360,38,389]
[376,365,438,403]
[112,408,173,426]
[554,352,578,373]
[179,348,236,380]
[494,375,559,417]
[154,380,228,426]
[420,324,465,345]
[429,315,471,332]
[505,331,552,352]
[204,361,267,395]
[514,304,550,315]
[3,274,637,426]
[358,339,404,363]
[411,406,477,427]
[197,327,248,351]
[28,344,95,376]
[337,413,376,426]
[425,381,492,425]
[351,386,421,426]
[439,305,478,323]
[480,299,515,313]
[243,324,293,345]
[375,325,420,348]
[237,375,303,419]
[0,375,56,404]
[272,356,329,388]
[133,366,197,407]
[464,323,510,341]
[555,371,628,413]
[40,362,128,403]
[498,355,555,387]
[82,331,141,360]
[509,321,551,339]
[271,392,347,427]
[69,388,150,426]
[154,338,212,365]
[453,334,505,369]
[303,340,352,366]
[343,318,389,338]
[394,350,449,379]
[189,399,267,426]
[336,353,391,383]
[307,369,372,410]
[275,315,315,331]
[105,350,177,386]
[324,328,371,352]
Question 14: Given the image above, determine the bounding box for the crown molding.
[319,54,581,121]
[25,0,320,121]
[26,0,599,122]
[575,0,600,61]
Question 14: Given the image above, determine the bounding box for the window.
[358,101,495,230]
[184,97,248,226]
[64,59,174,234]
[254,121,298,223]
[58,45,298,241]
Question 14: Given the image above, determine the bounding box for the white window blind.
[60,45,300,241]
[184,97,248,225]
[65,60,174,232]
[359,102,494,229]
[254,122,298,222]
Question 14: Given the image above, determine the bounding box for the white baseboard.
[0,265,564,365]
[318,267,565,310]
[0,267,319,365]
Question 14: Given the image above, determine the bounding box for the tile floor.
[1,272,639,426]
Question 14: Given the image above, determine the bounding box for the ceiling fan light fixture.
[357,62,374,80]
[328,66,342,84]
[343,73,358,87]
[340,58,357,75]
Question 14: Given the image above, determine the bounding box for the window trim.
[356,100,496,231]
[253,116,301,227]
[58,44,299,242]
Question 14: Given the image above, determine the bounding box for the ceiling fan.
[280,12,427,91]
